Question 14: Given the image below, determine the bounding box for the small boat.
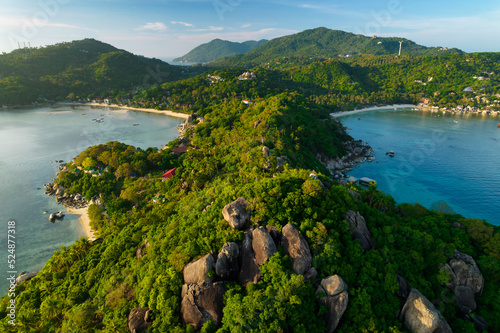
[133,123,140,126]
[454,120,459,123]
[497,123,500,128]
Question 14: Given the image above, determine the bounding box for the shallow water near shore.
[0,105,183,292]
[340,109,500,225]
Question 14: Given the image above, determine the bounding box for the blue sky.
[1,0,500,59]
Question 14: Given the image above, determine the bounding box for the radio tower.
[398,41,403,56]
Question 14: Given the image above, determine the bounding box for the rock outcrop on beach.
[44,182,88,209]
[317,140,374,179]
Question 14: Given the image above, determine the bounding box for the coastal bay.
[339,108,500,225]
[0,105,184,292]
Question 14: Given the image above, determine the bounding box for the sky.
[1,0,500,60]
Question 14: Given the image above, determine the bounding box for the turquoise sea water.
[0,105,183,292]
[340,109,500,225]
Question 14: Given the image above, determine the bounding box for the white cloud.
[171,21,194,27]
[190,26,224,32]
[136,22,167,31]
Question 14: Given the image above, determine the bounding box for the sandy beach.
[66,206,96,242]
[330,104,416,118]
[57,102,190,120]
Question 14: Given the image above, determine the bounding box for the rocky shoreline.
[44,182,89,211]
[318,139,375,180]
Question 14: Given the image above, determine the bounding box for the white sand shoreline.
[56,102,190,120]
[330,104,416,118]
[66,206,96,242]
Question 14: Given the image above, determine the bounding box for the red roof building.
[162,167,177,179]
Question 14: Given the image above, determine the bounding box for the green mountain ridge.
[0,38,191,105]
[211,27,463,67]
[173,38,268,63]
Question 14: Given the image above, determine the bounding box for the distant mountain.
[0,39,190,105]
[212,27,463,67]
[173,38,268,63]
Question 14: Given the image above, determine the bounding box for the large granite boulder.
[238,230,261,286]
[319,292,349,333]
[215,242,239,279]
[128,307,152,333]
[181,282,226,330]
[317,275,348,297]
[447,250,484,295]
[183,254,216,286]
[281,223,312,275]
[454,285,476,316]
[222,197,252,229]
[399,289,452,333]
[344,210,374,251]
[252,226,277,266]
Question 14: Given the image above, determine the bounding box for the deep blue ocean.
[0,105,183,292]
[340,109,500,225]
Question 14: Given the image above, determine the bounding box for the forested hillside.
[211,28,462,68]
[173,39,268,63]
[1,68,498,332]
[0,39,191,105]
[126,53,500,115]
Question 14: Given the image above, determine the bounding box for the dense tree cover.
[0,39,191,105]
[132,51,500,116]
[1,35,499,332]
[211,27,462,68]
[0,84,498,332]
[173,39,268,63]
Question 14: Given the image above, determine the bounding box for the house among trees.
[162,167,177,179]
[238,71,257,80]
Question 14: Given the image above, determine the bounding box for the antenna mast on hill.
[398,41,403,56]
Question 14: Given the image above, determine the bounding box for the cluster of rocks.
[317,140,375,179]
[44,182,88,209]
[261,145,288,172]
[396,250,488,333]
[177,197,349,331]
[440,250,489,332]
[316,275,349,333]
